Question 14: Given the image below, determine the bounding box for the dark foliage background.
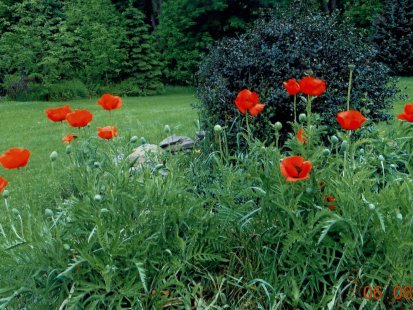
[196,9,399,148]
[372,0,413,76]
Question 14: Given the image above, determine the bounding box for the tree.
[372,0,413,75]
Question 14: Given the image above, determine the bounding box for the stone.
[159,135,194,152]
[128,144,164,167]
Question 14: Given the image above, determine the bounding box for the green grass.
[0,87,198,189]
[393,76,413,115]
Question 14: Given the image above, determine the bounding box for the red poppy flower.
[234,89,265,116]
[66,110,93,128]
[0,176,7,193]
[336,110,366,130]
[97,94,122,111]
[45,105,72,122]
[296,128,306,144]
[299,77,327,96]
[283,79,301,95]
[97,126,117,140]
[397,104,413,122]
[0,148,31,169]
[280,156,312,182]
[62,134,78,144]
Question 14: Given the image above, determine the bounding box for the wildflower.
[62,134,78,144]
[397,104,413,122]
[280,155,312,182]
[0,176,7,193]
[283,79,300,95]
[234,89,265,116]
[0,148,31,169]
[296,128,306,144]
[66,110,93,128]
[336,110,366,130]
[97,94,122,110]
[97,126,117,140]
[45,105,71,122]
[298,77,326,96]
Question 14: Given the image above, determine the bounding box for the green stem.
[293,95,297,124]
[245,111,251,144]
[306,95,312,150]
[347,69,353,111]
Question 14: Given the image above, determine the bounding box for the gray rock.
[128,144,164,167]
[159,135,194,152]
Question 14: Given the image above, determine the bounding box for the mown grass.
[0,87,198,182]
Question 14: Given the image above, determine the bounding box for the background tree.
[372,0,413,75]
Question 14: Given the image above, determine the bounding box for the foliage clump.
[372,0,413,76]
[197,9,398,147]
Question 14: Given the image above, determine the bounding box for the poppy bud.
[378,155,385,162]
[45,208,54,217]
[331,135,339,144]
[368,203,375,210]
[94,194,102,202]
[306,187,313,194]
[63,244,70,250]
[100,208,109,214]
[130,136,138,143]
[390,164,397,169]
[50,151,58,162]
[164,125,171,134]
[65,145,72,154]
[140,137,146,145]
[94,161,101,168]
[340,141,348,151]
[348,64,356,71]
[322,149,330,156]
[2,189,9,199]
[155,163,164,170]
[214,124,223,133]
[12,208,19,215]
[274,122,282,131]
[299,113,307,123]
[396,213,403,221]
[359,148,364,155]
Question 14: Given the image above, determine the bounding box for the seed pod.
[331,135,339,144]
[378,155,385,162]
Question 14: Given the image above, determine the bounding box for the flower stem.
[347,68,354,111]
[293,95,297,124]
[306,95,312,149]
[245,111,251,143]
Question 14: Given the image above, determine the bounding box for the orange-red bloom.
[397,104,413,122]
[62,134,78,144]
[97,126,117,139]
[283,79,300,95]
[299,77,326,96]
[336,110,366,130]
[97,94,122,111]
[45,105,72,122]
[0,176,7,193]
[296,128,306,144]
[234,89,265,116]
[0,148,31,169]
[324,194,336,210]
[280,156,312,182]
[66,110,93,128]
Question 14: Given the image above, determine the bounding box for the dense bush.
[372,0,413,76]
[197,10,398,148]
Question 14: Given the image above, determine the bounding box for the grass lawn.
[0,87,198,191]
[392,76,413,115]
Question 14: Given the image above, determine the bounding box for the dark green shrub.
[197,10,399,148]
[101,77,164,97]
[46,79,89,101]
[372,0,413,76]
